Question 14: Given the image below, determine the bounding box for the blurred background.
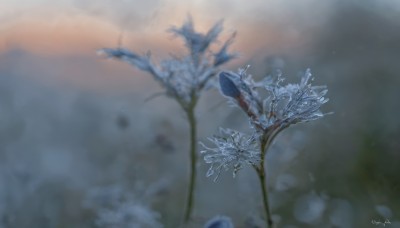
[1,0,399,227]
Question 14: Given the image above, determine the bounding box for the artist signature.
[372,219,391,226]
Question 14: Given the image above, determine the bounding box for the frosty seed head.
[202,67,331,179]
[99,18,237,108]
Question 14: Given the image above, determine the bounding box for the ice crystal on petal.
[200,128,261,181]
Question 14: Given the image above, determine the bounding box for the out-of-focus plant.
[201,67,330,227]
[98,16,237,223]
[204,215,234,228]
[84,185,163,228]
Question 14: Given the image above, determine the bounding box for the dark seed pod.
[219,72,241,98]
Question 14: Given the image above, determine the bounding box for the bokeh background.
[1,0,399,227]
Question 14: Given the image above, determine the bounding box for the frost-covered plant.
[84,185,163,228]
[200,128,260,181]
[201,67,330,227]
[96,203,162,228]
[98,16,237,222]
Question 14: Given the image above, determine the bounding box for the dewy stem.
[256,137,274,227]
[183,104,197,223]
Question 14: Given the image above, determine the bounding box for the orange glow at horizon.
[0,5,307,92]
[0,10,302,57]
[0,15,155,55]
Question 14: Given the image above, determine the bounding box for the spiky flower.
[98,16,237,109]
[98,17,238,222]
[203,66,330,227]
[200,128,261,181]
[219,68,330,137]
[203,68,330,179]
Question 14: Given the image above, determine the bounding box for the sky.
[0,0,340,92]
[0,0,337,54]
[1,0,399,96]
[2,0,399,54]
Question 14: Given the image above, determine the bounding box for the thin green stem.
[255,137,274,227]
[183,105,197,223]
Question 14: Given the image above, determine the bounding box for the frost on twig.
[98,17,237,109]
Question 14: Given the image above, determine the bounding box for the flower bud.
[219,72,241,98]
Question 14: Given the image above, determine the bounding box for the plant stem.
[184,106,197,222]
[256,137,274,227]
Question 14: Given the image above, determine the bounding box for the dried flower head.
[202,67,330,180]
[219,68,330,132]
[200,128,261,181]
[99,17,238,222]
[98,17,237,109]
